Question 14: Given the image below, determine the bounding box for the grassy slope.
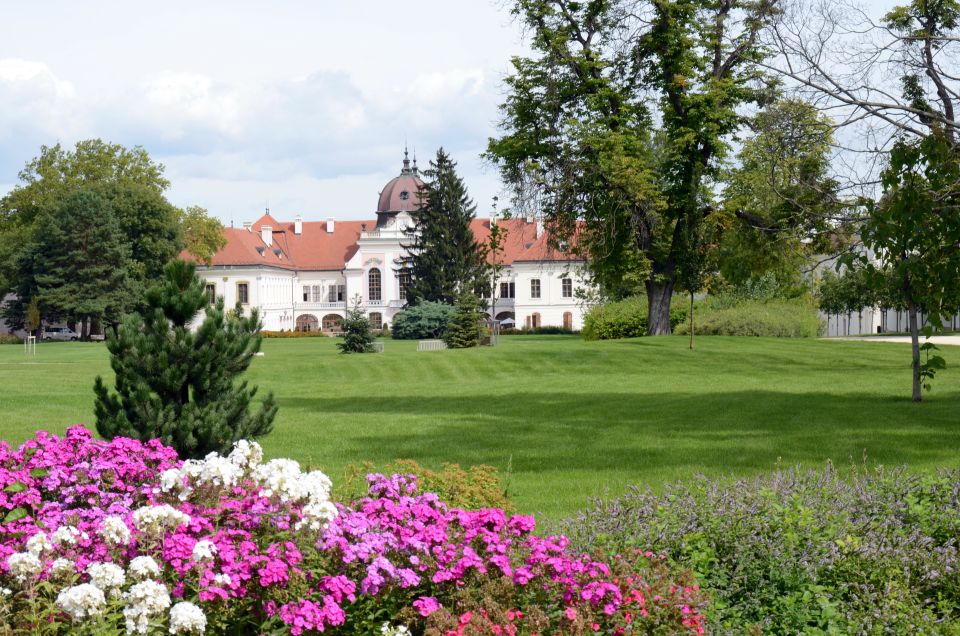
[1,336,959,521]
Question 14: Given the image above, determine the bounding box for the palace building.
[194,152,589,333]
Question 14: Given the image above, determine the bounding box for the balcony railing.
[295,301,346,310]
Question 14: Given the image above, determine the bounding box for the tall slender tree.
[94,259,277,459]
[402,149,485,305]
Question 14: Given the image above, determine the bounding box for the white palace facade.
[194,153,589,333]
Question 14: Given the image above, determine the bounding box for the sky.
[0,1,529,223]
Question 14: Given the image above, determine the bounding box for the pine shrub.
[94,259,277,459]
[443,292,483,348]
[337,298,376,353]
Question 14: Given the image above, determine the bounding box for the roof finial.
[412,147,418,175]
[402,142,411,174]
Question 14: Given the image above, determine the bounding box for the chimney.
[261,225,273,246]
[536,219,544,240]
[525,214,534,224]
[326,218,335,234]
[242,221,252,232]
[294,215,303,235]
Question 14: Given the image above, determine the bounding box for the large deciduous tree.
[178,205,228,265]
[94,259,277,459]
[488,0,781,334]
[402,149,485,305]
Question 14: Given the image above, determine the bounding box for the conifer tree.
[94,259,277,459]
[338,295,376,354]
[402,149,485,305]
[444,291,484,349]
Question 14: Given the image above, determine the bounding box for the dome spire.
[412,147,418,175]
[401,144,411,174]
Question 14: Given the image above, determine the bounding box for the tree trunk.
[81,316,89,340]
[689,292,695,350]
[908,300,922,402]
[646,280,676,335]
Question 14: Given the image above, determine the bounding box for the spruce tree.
[338,296,376,353]
[94,259,277,459]
[402,148,485,305]
[444,291,484,349]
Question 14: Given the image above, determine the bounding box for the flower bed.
[0,427,705,634]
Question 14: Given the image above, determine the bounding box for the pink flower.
[564,607,577,620]
[413,596,441,617]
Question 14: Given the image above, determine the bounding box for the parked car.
[41,326,79,341]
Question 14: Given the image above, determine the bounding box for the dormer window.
[399,191,410,201]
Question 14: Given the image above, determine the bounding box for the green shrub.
[261,330,329,338]
[336,459,515,513]
[391,301,455,339]
[0,334,22,345]
[563,465,960,634]
[581,296,687,340]
[444,292,483,348]
[675,297,823,337]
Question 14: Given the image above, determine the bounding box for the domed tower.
[376,148,423,228]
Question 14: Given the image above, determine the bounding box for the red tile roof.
[186,215,580,271]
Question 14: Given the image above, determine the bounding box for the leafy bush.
[512,326,578,335]
[0,427,707,635]
[674,297,823,337]
[562,465,960,633]
[391,302,455,340]
[0,334,22,345]
[337,459,516,514]
[581,296,688,340]
[262,330,329,338]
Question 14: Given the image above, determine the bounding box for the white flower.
[50,558,75,577]
[190,540,217,562]
[159,468,184,493]
[51,525,88,547]
[56,583,106,621]
[6,552,42,582]
[381,623,411,635]
[26,532,53,556]
[100,516,132,546]
[127,556,161,581]
[253,458,304,501]
[0,587,10,596]
[169,601,207,634]
[123,580,171,635]
[228,439,263,470]
[213,573,231,587]
[294,500,339,532]
[86,562,125,595]
[302,470,333,503]
[132,505,191,534]
[196,454,242,489]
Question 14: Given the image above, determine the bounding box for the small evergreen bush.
[391,301,455,339]
[337,298,376,354]
[443,292,483,348]
[581,296,687,340]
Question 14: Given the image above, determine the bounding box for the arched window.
[369,312,383,330]
[321,314,343,334]
[368,268,382,301]
[296,314,319,332]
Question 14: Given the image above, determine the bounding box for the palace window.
[368,268,382,301]
[530,278,541,299]
[205,283,216,305]
[236,282,249,305]
[562,278,573,298]
[398,271,412,300]
[328,284,346,303]
[499,281,515,298]
[369,312,383,330]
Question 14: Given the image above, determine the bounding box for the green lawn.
[2,335,959,521]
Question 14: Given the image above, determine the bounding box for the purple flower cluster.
[0,427,706,634]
